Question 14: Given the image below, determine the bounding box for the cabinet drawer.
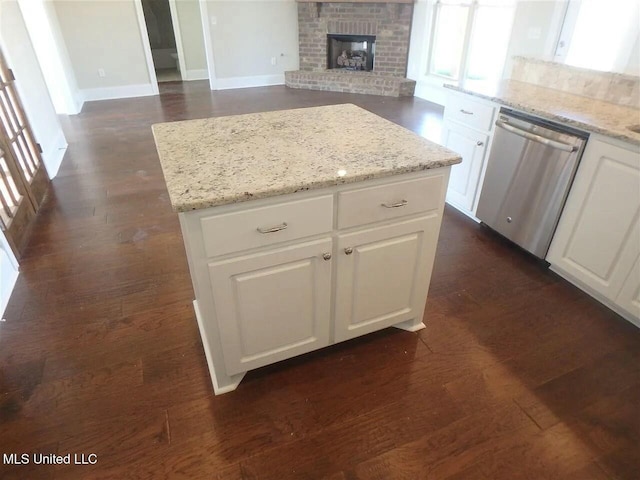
[445,93,496,132]
[337,175,444,229]
[201,195,333,257]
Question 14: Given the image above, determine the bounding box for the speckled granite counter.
[446,80,640,146]
[152,104,461,212]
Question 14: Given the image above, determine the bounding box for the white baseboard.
[70,93,85,115]
[184,69,208,81]
[414,80,446,106]
[214,74,285,91]
[60,92,84,115]
[80,83,157,102]
[445,199,481,223]
[549,265,640,328]
[42,129,68,179]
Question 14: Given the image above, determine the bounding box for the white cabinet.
[547,137,640,324]
[442,91,496,218]
[209,238,333,375]
[334,215,440,342]
[179,169,450,394]
[442,121,489,212]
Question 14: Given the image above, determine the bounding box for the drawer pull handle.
[344,247,353,255]
[460,109,474,115]
[322,253,332,261]
[257,222,288,234]
[381,199,408,209]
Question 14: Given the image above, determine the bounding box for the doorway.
[141,0,182,83]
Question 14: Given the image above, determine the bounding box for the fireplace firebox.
[327,34,376,72]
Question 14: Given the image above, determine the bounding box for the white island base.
[180,169,448,395]
[193,300,246,394]
[193,300,427,394]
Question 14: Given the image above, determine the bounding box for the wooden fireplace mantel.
[296,0,414,3]
[296,0,414,20]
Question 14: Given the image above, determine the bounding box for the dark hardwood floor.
[0,81,638,479]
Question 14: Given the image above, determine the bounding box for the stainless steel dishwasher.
[476,109,588,259]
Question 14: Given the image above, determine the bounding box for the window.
[562,0,639,73]
[428,0,516,86]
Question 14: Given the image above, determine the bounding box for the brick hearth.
[285,70,415,96]
[286,1,416,97]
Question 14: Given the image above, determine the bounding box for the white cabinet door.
[209,238,332,375]
[334,215,440,342]
[617,256,640,325]
[547,138,640,302]
[442,120,489,213]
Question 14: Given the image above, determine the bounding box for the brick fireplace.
[285,0,416,97]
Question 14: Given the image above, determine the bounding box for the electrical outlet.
[271,57,277,66]
[210,16,217,26]
[98,68,106,78]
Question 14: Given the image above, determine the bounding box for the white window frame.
[555,0,640,74]
[427,0,476,81]
[426,0,516,84]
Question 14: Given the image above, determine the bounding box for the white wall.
[175,0,207,78]
[406,0,442,104]
[0,0,68,178]
[53,0,155,100]
[17,0,83,114]
[502,0,566,79]
[626,33,640,76]
[203,0,299,89]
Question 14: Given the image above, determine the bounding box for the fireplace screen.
[327,34,376,71]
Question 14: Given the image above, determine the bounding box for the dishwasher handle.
[496,120,578,153]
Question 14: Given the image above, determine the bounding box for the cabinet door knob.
[476,141,484,146]
[344,247,353,255]
[322,253,332,261]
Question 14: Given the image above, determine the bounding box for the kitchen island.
[153,104,461,394]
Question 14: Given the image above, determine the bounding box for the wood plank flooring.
[1,82,638,479]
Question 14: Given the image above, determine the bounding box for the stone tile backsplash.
[510,57,639,108]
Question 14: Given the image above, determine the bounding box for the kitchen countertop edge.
[444,83,640,147]
[170,159,460,213]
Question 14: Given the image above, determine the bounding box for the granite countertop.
[152,104,461,212]
[445,80,640,146]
